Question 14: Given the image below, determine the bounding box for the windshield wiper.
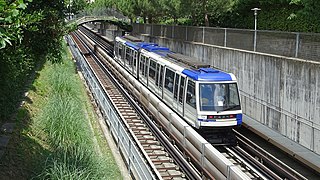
[217,105,240,113]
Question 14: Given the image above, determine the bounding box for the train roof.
[182,68,235,81]
[117,36,236,82]
[120,36,169,52]
[144,45,170,52]
[122,35,142,42]
[125,41,158,50]
[167,53,210,69]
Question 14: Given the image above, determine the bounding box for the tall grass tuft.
[33,43,119,179]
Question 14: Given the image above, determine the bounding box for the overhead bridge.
[69,16,132,32]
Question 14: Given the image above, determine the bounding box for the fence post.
[161,25,163,37]
[172,25,174,39]
[185,26,188,41]
[202,27,205,43]
[295,33,300,58]
[254,29,257,51]
[224,28,227,47]
[151,24,153,36]
[138,23,140,34]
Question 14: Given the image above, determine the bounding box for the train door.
[116,42,123,63]
[125,47,133,73]
[148,59,157,92]
[163,67,175,109]
[114,41,119,60]
[184,79,197,126]
[177,76,186,115]
[172,73,180,111]
[132,50,138,77]
[159,65,164,98]
[139,54,148,85]
[120,44,125,66]
[155,63,164,97]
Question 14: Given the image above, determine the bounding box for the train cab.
[182,68,242,129]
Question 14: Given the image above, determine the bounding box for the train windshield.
[199,83,241,112]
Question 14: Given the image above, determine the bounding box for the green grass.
[0,41,121,179]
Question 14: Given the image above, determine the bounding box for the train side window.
[164,68,174,93]
[144,58,149,77]
[121,44,125,60]
[229,84,240,105]
[133,51,138,70]
[126,48,134,68]
[114,42,119,57]
[155,64,160,86]
[125,47,129,66]
[186,80,196,109]
[159,66,164,89]
[174,74,180,99]
[149,59,156,80]
[179,77,185,103]
[140,55,146,77]
[118,44,123,59]
[139,55,143,75]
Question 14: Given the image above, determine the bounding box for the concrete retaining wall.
[133,24,320,62]
[136,35,320,154]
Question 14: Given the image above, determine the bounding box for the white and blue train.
[114,35,242,130]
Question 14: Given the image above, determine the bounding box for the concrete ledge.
[242,115,320,173]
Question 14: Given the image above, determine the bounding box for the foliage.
[84,0,320,32]
[0,0,37,49]
[0,42,121,178]
[219,0,320,32]
[69,0,88,14]
[0,0,80,121]
[34,53,119,179]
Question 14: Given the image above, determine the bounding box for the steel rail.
[234,129,307,180]
[224,146,271,179]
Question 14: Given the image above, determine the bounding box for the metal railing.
[133,23,320,61]
[66,35,154,179]
[74,8,130,23]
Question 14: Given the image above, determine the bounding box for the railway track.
[70,30,201,179]
[70,25,315,180]
[216,129,308,180]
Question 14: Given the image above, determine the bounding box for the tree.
[0,0,69,120]
[0,0,36,49]
[180,0,233,26]
[70,0,88,14]
[159,0,182,24]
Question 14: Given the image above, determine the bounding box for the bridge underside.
[71,16,132,32]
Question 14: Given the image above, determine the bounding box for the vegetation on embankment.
[0,41,121,179]
[0,0,66,121]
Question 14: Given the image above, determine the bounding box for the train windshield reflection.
[199,83,240,111]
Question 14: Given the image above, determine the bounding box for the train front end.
[197,81,242,128]
[193,68,242,129]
